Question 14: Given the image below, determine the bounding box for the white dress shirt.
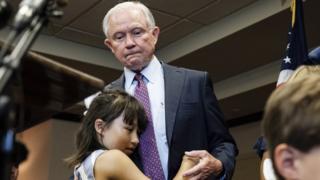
[124,56,168,179]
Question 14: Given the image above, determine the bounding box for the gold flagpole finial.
[291,0,296,27]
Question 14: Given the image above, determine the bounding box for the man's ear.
[274,143,300,179]
[104,39,114,53]
[151,26,160,45]
[95,119,105,134]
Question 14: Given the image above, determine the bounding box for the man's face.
[105,9,159,71]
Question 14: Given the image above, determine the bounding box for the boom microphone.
[12,0,48,32]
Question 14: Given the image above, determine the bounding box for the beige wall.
[48,120,79,179]
[16,119,262,180]
[17,121,51,180]
[231,121,262,180]
[17,119,79,180]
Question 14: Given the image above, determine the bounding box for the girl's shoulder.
[96,149,129,165]
[94,150,131,179]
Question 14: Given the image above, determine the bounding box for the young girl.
[66,90,197,180]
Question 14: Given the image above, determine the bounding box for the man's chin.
[131,66,143,71]
[125,63,144,71]
[123,58,150,71]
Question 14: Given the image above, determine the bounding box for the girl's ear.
[95,119,105,134]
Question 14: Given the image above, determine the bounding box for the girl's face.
[98,112,139,155]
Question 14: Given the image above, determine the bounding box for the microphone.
[12,0,48,32]
[0,0,12,29]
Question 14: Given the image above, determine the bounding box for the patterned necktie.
[134,73,165,180]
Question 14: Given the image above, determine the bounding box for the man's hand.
[182,150,223,180]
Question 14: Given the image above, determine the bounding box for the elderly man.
[88,1,238,179]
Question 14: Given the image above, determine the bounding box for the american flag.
[276,0,308,86]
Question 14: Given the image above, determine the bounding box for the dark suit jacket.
[104,62,238,180]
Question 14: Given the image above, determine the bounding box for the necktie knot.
[134,73,144,86]
[134,73,142,80]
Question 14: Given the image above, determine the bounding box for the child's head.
[262,75,320,180]
[67,90,147,167]
[287,65,320,83]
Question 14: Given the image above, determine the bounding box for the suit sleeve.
[202,72,238,180]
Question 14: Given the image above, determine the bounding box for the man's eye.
[116,36,123,40]
[114,34,124,40]
[132,29,143,36]
[133,31,141,35]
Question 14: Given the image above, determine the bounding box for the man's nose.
[125,35,135,49]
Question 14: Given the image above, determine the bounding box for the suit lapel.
[163,63,185,146]
[103,74,125,90]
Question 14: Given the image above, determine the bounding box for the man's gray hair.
[102,1,156,38]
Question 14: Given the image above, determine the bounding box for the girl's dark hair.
[66,90,147,167]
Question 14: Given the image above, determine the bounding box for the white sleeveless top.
[73,149,105,180]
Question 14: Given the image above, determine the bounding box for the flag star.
[288,32,292,35]
[283,56,291,63]
[286,43,290,49]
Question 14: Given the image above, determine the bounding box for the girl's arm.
[94,150,149,180]
[173,155,199,180]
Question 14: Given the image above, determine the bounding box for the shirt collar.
[124,56,161,86]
